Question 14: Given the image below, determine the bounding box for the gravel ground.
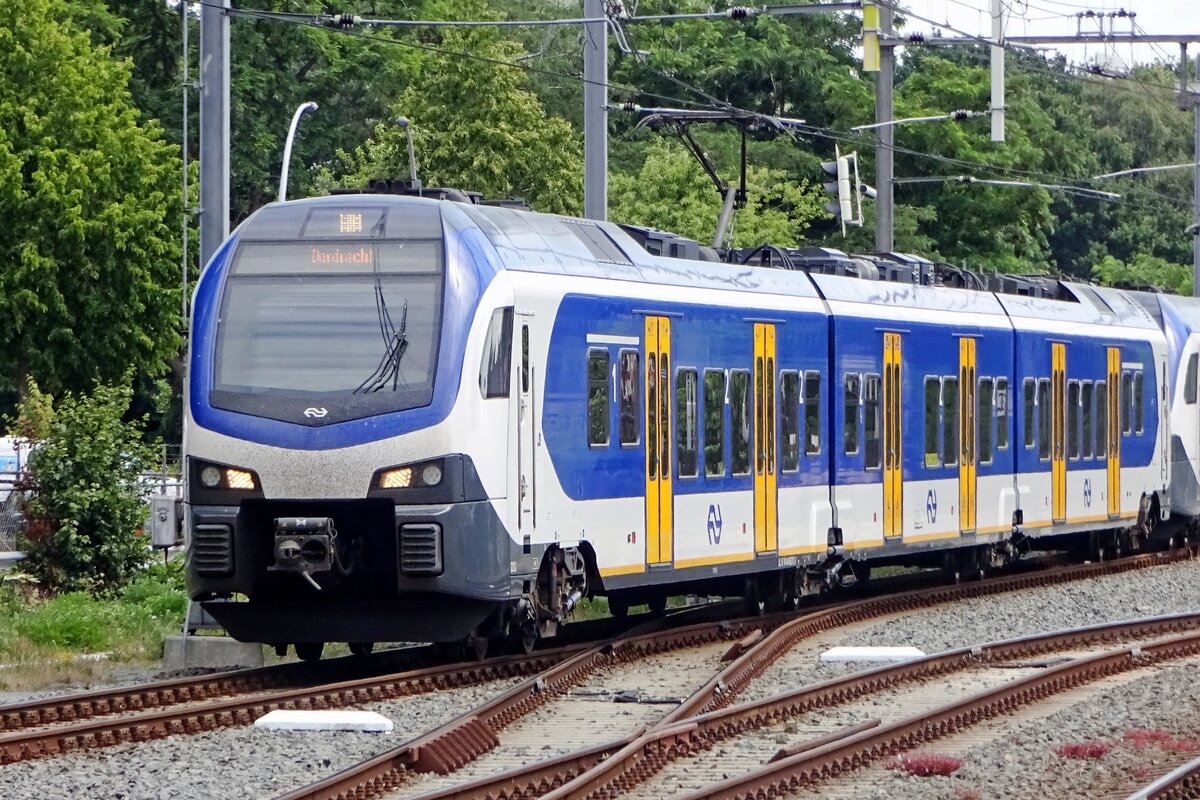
[2,557,1199,799]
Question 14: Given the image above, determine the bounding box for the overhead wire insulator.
[323,13,359,29]
[727,7,751,20]
[950,109,971,121]
[908,32,925,44]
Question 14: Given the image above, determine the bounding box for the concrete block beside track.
[163,634,264,670]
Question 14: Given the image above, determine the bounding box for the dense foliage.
[18,381,158,594]
[0,0,1196,427]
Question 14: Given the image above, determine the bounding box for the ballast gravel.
[2,558,1200,799]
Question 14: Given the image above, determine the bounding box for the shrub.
[1054,741,1111,760]
[887,752,963,777]
[1124,729,1200,754]
[17,380,159,594]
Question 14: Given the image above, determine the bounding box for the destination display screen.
[231,240,442,275]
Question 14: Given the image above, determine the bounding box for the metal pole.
[875,3,894,253]
[279,102,318,203]
[990,0,1005,143]
[199,0,230,269]
[181,2,189,328]
[583,0,607,220]
[1193,48,1200,298]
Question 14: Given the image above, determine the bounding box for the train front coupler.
[269,517,337,591]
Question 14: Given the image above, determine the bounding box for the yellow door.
[644,316,673,566]
[1052,343,1067,523]
[959,338,977,534]
[1107,347,1121,518]
[754,323,778,554]
[883,333,903,539]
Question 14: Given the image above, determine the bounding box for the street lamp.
[279,101,318,202]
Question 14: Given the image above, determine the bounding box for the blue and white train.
[184,190,1190,660]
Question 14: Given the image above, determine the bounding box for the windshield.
[211,238,444,426]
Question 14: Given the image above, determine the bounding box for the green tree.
[20,381,157,595]
[609,139,824,247]
[0,0,182,412]
[338,24,583,214]
[1091,254,1192,295]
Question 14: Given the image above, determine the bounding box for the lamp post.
[279,102,318,203]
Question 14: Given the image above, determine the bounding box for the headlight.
[421,464,443,487]
[190,459,260,492]
[375,459,444,490]
[200,466,222,488]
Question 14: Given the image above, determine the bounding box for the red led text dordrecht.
[311,246,371,264]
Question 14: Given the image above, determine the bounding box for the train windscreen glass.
[210,236,444,426]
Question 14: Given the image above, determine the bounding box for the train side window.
[521,325,530,394]
[1121,372,1133,435]
[924,377,941,468]
[1037,378,1051,460]
[1134,371,1144,434]
[978,377,994,465]
[843,374,861,456]
[586,349,610,446]
[942,377,958,467]
[479,307,514,399]
[1096,381,1107,458]
[1023,378,1036,449]
[676,369,698,478]
[804,371,822,455]
[755,357,765,475]
[730,370,752,475]
[618,350,640,446]
[863,375,881,469]
[996,378,1009,450]
[1186,354,1199,405]
[703,370,726,477]
[1081,382,1094,459]
[781,371,801,472]
[1067,380,1080,460]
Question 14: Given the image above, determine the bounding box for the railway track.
[269,548,1196,800]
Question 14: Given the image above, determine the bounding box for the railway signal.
[821,146,865,236]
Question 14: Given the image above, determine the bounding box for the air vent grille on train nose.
[193,524,234,576]
[399,523,443,576]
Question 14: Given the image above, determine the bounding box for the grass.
[0,559,187,692]
[1054,740,1111,760]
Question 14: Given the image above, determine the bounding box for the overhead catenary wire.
[189,0,1193,215]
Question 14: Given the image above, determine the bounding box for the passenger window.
[843,374,861,456]
[978,378,994,464]
[755,357,765,475]
[1187,354,1199,405]
[647,355,658,476]
[479,307,513,399]
[659,354,671,476]
[1096,381,1107,458]
[924,377,941,468]
[1134,371,1144,434]
[1037,379,1051,460]
[996,378,1009,450]
[942,377,958,467]
[1067,380,1080,460]
[730,370,751,475]
[618,350,640,446]
[863,375,881,469]
[1081,382,1093,459]
[1023,378,1036,449]
[804,371,822,455]
[521,325,530,393]
[781,371,800,472]
[676,369,698,477]
[586,349,609,446]
[703,370,726,477]
[1121,372,1133,435]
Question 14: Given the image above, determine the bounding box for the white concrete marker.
[819,646,925,663]
[254,710,394,732]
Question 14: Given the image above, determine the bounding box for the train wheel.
[463,634,488,661]
[348,642,374,657]
[648,596,668,616]
[608,594,630,620]
[295,642,324,663]
[511,623,537,655]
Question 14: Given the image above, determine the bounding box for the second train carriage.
[185,192,1172,657]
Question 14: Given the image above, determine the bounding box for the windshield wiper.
[355,294,408,394]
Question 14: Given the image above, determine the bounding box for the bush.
[1054,741,1111,760]
[17,380,159,594]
